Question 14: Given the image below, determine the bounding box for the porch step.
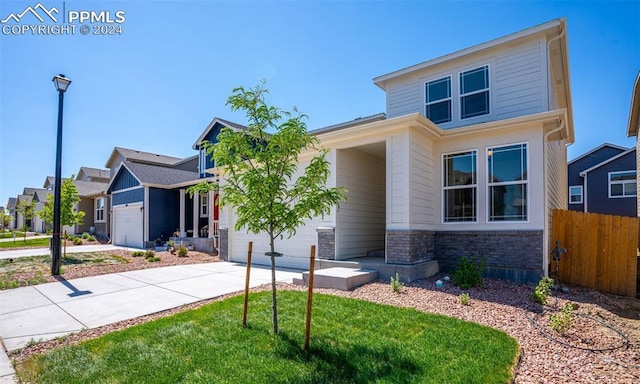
[293,267,378,291]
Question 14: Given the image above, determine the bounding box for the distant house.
[626,71,640,217]
[31,188,51,233]
[5,197,16,229]
[106,146,220,251]
[214,18,574,283]
[568,144,636,217]
[14,193,33,230]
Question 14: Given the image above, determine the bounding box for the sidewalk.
[0,262,301,383]
[0,244,130,260]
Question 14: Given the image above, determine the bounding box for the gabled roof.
[32,189,50,203]
[6,197,16,209]
[110,161,200,190]
[568,143,630,165]
[192,117,247,149]
[16,194,33,204]
[22,187,40,196]
[579,148,636,176]
[309,113,387,135]
[76,166,110,181]
[626,71,640,137]
[105,147,183,169]
[43,176,69,189]
[73,180,108,197]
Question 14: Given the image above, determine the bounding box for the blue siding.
[586,151,636,217]
[148,188,180,242]
[198,123,225,178]
[112,188,144,205]
[110,167,140,192]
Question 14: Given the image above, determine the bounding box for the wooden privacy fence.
[551,209,638,298]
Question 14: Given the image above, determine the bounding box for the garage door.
[113,204,143,249]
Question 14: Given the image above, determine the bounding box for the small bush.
[531,276,554,305]
[177,245,188,257]
[146,256,161,262]
[144,250,155,258]
[390,273,403,293]
[132,251,145,257]
[459,293,471,306]
[81,232,91,240]
[549,302,576,334]
[453,255,486,290]
[72,237,83,245]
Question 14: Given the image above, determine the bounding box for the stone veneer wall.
[316,227,335,260]
[218,228,229,261]
[434,230,544,283]
[386,230,435,264]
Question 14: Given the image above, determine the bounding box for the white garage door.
[113,204,143,249]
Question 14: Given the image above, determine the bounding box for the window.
[569,186,583,204]
[460,65,490,119]
[95,198,105,222]
[200,194,209,217]
[443,150,477,222]
[425,77,452,124]
[488,143,527,221]
[609,171,636,198]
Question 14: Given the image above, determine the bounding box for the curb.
[0,337,17,383]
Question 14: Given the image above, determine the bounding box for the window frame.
[200,194,209,217]
[425,76,452,124]
[442,149,478,223]
[459,65,490,120]
[486,142,529,222]
[608,170,637,198]
[569,185,583,204]
[95,197,106,223]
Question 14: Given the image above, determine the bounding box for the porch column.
[192,191,199,238]
[208,190,214,239]
[179,189,186,237]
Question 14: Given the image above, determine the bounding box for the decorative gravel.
[10,268,640,383]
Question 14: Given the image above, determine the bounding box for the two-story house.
[568,144,636,217]
[626,71,640,217]
[214,18,574,283]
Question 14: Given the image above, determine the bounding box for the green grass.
[0,237,51,249]
[0,231,26,239]
[0,252,129,290]
[16,291,519,383]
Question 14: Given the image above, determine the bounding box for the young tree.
[39,177,85,232]
[0,207,6,231]
[15,199,36,242]
[189,84,346,333]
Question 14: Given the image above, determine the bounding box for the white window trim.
[486,142,529,223]
[200,194,209,217]
[459,64,491,120]
[425,76,452,124]
[95,197,106,223]
[442,149,478,224]
[568,185,583,204]
[608,170,637,198]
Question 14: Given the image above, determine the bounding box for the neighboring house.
[31,188,51,233]
[568,144,636,217]
[106,146,218,251]
[626,71,640,217]
[5,197,16,229]
[14,193,33,230]
[213,18,574,282]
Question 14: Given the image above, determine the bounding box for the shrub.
[72,237,83,245]
[531,276,554,305]
[81,232,91,240]
[144,250,155,258]
[549,302,576,334]
[459,292,471,306]
[146,256,161,262]
[390,273,403,293]
[177,245,188,257]
[453,255,486,290]
[132,251,145,257]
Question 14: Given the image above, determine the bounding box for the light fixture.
[52,74,72,93]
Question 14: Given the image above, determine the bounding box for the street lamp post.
[51,74,71,275]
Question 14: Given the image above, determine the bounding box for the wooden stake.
[242,241,253,327]
[304,245,316,350]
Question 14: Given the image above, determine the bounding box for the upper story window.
[443,150,477,222]
[609,171,636,198]
[569,186,583,204]
[488,143,527,221]
[200,194,209,217]
[95,198,105,222]
[425,77,452,124]
[460,65,490,119]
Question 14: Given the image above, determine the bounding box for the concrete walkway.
[0,244,130,260]
[0,262,301,383]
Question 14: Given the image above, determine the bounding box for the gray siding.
[586,151,636,217]
[387,81,422,118]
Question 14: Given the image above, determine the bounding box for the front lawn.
[0,237,51,249]
[16,290,519,383]
[0,231,27,239]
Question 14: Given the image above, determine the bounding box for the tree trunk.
[269,233,278,334]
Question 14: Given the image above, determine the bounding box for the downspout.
[580,172,588,212]
[543,118,565,277]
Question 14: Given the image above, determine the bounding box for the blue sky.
[1,0,639,207]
